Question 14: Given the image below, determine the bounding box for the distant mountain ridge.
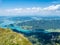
[0,16,60,30]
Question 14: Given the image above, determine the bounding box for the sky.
[0,0,60,16]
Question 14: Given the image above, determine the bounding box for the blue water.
[0,22,50,35]
[0,24,32,33]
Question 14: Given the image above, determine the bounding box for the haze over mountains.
[0,16,60,29]
[0,16,60,45]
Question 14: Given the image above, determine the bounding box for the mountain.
[0,28,32,45]
[16,20,60,30]
[0,16,60,45]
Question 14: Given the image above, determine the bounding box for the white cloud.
[0,4,60,16]
[43,4,60,11]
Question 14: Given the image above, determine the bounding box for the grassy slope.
[0,28,32,45]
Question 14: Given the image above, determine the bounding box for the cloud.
[0,4,60,16]
[43,4,60,11]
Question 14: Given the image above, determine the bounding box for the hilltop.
[0,28,32,45]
